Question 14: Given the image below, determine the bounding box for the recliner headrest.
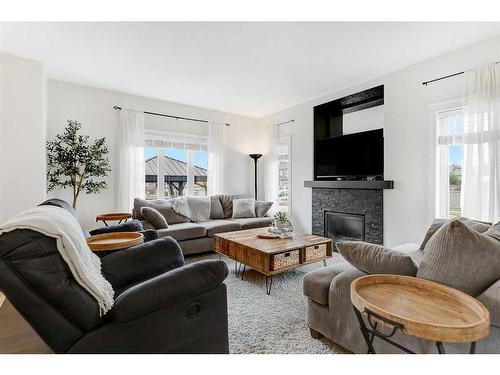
[39,199,77,218]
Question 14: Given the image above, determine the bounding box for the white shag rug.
[186,252,349,354]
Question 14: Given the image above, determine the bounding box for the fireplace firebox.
[324,211,365,243]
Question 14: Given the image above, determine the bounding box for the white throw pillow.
[232,198,257,219]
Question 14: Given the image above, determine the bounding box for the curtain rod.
[113,106,230,127]
[422,61,500,86]
[265,119,294,129]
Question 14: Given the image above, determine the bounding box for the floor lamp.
[249,154,263,199]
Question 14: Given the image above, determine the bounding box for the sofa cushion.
[133,198,190,224]
[141,207,168,229]
[337,241,418,276]
[417,219,500,296]
[232,198,256,219]
[196,220,242,237]
[230,217,273,229]
[303,261,356,305]
[210,196,225,220]
[420,217,490,250]
[156,223,207,241]
[255,200,273,217]
[218,194,252,219]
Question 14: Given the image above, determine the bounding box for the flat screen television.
[315,129,383,179]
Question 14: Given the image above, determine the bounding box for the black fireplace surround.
[312,188,383,245]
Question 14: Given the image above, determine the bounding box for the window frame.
[275,135,292,214]
[144,130,208,199]
[429,99,463,220]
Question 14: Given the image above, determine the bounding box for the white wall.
[259,35,500,246]
[0,53,46,222]
[47,80,260,229]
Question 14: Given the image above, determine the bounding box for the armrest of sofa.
[101,236,184,292]
[139,229,159,242]
[110,259,229,323]
[90,220,143,236]
[477,278,500,328]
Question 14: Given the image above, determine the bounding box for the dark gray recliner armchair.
[0,199,229,353]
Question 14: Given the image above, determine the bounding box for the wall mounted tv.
[314,129,383,180]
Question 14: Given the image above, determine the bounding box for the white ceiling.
[1,22,500,118]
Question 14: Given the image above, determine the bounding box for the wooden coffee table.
[351,274,490,354]
[214,228,333,294]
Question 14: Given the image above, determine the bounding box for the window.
[144,132,208,199]
[435,108,464,218]
[276,136,291,213]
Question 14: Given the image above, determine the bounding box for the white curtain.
[461,64,500,222]
[265,125,280,213]
[118,109,145,212]
[207,122,226,195]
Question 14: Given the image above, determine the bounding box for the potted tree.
[47,120,111,209]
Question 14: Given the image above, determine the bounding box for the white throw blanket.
[0,205,114,315]
[173,196,211,222]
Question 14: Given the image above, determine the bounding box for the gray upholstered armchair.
[0,199,229,353]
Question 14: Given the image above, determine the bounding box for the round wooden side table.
[351,274,490,354]
[95,212,132,226]
[86,232,144,252]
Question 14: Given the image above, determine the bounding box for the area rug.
[187,252,349,354]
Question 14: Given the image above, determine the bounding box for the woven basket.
[304,243,327,262]
[272,250,300,270]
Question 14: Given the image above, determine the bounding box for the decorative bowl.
[268,226,295,239]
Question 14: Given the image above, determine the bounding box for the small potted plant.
[270,211,294,238]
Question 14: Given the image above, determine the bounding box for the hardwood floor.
[0,298,52,354]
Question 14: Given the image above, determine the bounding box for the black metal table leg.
[469,341,476,354]
[240,265,246,280]
[353,305,477,354]
[353,306,376,354]
[436,341,446,354]
[265,276,273,295]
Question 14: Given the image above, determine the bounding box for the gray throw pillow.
[485,220,500,241]
[337,241,418,276]
[232,198,257,219]
[141,207,168,229]
[420,217,490,250]
[417,219,500,296]
[210,196,224,219]
[255,200,273,217]
[218,194,252,218]
[133,198,190,224]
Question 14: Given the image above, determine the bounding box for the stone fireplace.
[311,187,384,245]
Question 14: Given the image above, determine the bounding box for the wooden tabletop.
[86,232,143,252]
[351,275,490,343]
[95,213,132,222]
[214,227,331,255]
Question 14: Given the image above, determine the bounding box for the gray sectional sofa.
[133,195,273,255]
[304,221,500,354]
